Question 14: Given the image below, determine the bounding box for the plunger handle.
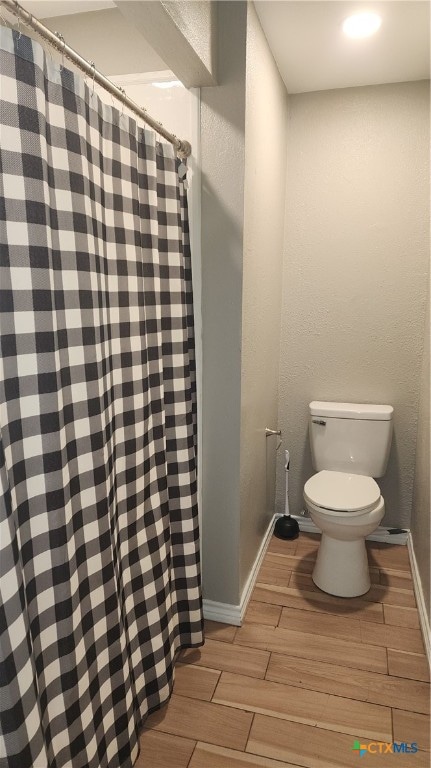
[284,450,290,517]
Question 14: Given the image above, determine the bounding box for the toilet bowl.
[304,470,385,596]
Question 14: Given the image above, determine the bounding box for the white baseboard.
[203,513,276,626]
[202,599,242,626]
[407,533,431,665]
[289,512,409,545]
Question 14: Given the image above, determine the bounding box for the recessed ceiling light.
[152,81,182,89]
[342,12,382,39]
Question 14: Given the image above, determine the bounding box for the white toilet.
[303,401,393,597]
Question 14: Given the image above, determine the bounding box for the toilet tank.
[309,402,393,478]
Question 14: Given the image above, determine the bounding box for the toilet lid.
[304,470,380,512]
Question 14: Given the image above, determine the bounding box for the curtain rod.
[0,0,192,158]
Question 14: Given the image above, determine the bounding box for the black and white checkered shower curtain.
[0,27,203,768]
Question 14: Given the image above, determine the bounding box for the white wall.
[240,3,288,593]
[276,81,430,528]
[411,294,430,620]
[41,8,166,76]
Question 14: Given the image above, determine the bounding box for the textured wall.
[163,1,217,81]
[276,81,430,528]
[411,295,430,620]
[240,4,289,594]
[200,1,247,605]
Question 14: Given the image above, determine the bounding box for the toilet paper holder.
[265,427,282,451]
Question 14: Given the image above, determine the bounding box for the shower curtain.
[0,27,203,768]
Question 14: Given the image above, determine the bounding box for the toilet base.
[312,534,371,597]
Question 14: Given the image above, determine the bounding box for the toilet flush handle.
[312,419,326,426]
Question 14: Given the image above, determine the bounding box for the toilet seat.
[304,470,381,516]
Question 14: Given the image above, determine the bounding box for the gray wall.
[240,3,288,593]
[200,1,290,605]
[276,81,430,528]
[411,295,430,620]
[200,1,247,605]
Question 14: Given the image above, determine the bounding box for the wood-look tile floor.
[140,534,430,767]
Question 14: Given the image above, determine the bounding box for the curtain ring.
[120,87,126,116]
[155,121,164,146]
[55,32,65,72]
[17,12,22,40]
[88,61,95,95]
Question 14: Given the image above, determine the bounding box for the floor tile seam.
[235,622,386,656]
[190,660,270,681]
[252,588,383,612]
[265,653,430,687]
[277,625,362,643]
[255,603,385,625]
[369,563,412,574]
[382,603,421,628]
[237,620,388,652]
[391,705,431,717]
[152,693,256,749]
[177,661,224,675]
[383,619,421,631]
[263,647,273,678]
[380,569,413,578]
[387,671,431,683]
[156,702,256,751]
[243,622,279,629]
[244,711,256,753]
[359,622,425,654]
[245,736,306,768]
[287,581,416,600]
[192,740,304,768]
[255,579,411,603]
[389,648,429,658]
[365,609,422,624]
[185,738,198,768]
[210,668,222,702]
[209,697,393,742]
[385,669,430,685]
[380,571,413,581]
[263,672,430,715]
[216,670,400,715]
[278,605,363,629]
[380,579,414,589]
[201,634,272,655]
[232,637,387,675]
[266,551,314,562]
[204,635,237,644]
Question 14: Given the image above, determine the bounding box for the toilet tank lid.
[309,402,394,421]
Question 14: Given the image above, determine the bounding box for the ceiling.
[255,1,430,93]
[15,1,431,92]
[22,1,115,17]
